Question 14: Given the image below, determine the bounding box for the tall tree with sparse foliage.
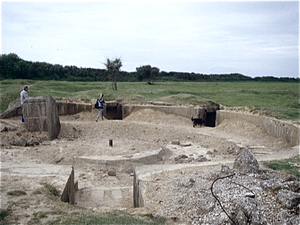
[104,58,122,91]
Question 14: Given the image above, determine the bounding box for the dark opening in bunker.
[205,112,216,127]
[105,103,218,128]
[105,103,122,120]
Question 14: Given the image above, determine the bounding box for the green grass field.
[0,79,299,121]
[262,155,300,178]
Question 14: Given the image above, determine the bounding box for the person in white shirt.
[20,85,29,122]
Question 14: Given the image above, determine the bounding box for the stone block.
[23,95,60,140]
[233,149,259,174]
[23,97,47,132]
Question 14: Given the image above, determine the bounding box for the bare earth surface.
[0,107,298,224]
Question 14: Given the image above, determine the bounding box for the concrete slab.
[0,163,73,195]
[74,148,167,166]
[1,163,71,178]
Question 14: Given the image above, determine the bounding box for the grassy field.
[0,79,299,121]
[263,155,300,178]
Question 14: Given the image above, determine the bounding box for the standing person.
[95,93,105,122]
[20,85,29,123]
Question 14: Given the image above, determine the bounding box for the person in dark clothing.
[96,93,105,122]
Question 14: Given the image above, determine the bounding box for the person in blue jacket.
[96,93,105,122]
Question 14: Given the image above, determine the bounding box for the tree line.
[0,53,298,83]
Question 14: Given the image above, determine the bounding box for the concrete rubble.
[134,149,300,224]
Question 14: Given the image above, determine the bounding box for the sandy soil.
[0,107,298,224]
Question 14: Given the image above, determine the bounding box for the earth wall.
[121,103,218,120]
[216,110,300,146]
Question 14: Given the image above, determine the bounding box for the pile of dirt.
[124,108,192,127]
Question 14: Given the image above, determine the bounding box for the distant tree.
[0,53,21,79]
[1,53,299,82]
[150,67,159,84]
[136,65,159,84]
[136,65,151,82]
[104,58,122,91]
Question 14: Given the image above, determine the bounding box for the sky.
[1,0,299,78]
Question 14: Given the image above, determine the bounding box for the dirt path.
[0,108,298,224]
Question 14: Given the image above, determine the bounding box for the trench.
[61,103,299,210]
[66,103,219,209]
[2,98,298,215]
[69,146,169,209]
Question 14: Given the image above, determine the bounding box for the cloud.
[1,1,299,77]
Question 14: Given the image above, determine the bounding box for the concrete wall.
[57,102,92,115]
[122,103,219,120]
[216,110,300,147]
[0,99,23,119]
[46,95,61,140]
[0,99,92,119]
[2,100,217,121]
[0,106,22,119]
[3,99,299,146]
[23,97,48,132]
[23,95,60,140]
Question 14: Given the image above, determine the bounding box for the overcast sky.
[1,0,299,78]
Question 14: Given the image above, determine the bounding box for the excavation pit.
[1,101,299,224]
[75,186,133,209]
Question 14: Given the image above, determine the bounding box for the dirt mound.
[0,119,48,148]
[215,119,266,137]
[124,108,191,127]
[59,110,98,122]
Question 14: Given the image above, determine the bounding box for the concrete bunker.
[105,101,219,127]
[62,139,171,209]
[60,102,222,208]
